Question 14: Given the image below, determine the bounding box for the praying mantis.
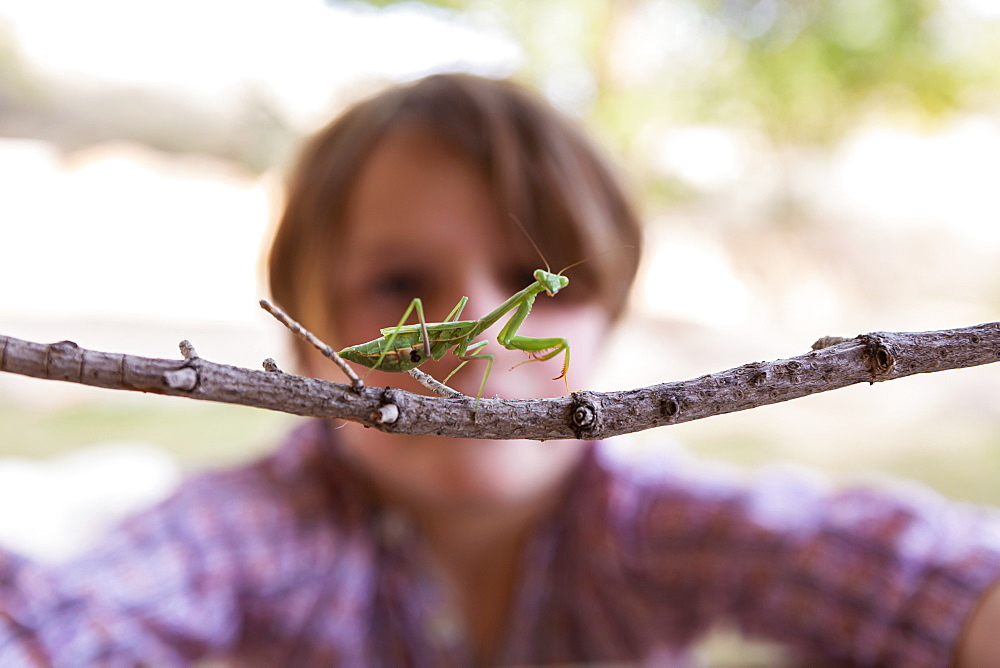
[337,268,571,408]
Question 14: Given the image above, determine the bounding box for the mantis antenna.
[509,214,552,272]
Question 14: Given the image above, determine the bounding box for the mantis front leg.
[497,297,571,391]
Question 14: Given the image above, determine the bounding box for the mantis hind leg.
[442,296,468,323]
[443,339,493,412]
[370,297,430,376]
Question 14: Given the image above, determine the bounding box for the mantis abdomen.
[339,322,477,372]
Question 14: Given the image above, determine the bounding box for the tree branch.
[1,321,998,441]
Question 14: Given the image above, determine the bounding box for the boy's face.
[301,126,611,512]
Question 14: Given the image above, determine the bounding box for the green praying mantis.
[337,267,572,408]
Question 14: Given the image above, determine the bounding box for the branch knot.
[570,391,600,439]
[859,333,896,381]
[660,395,682,420]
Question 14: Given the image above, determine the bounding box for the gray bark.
[1,321,998,441]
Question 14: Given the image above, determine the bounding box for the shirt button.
[379,509,413,547]
[425,610,463,646]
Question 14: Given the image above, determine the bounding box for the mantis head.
[534,269,569,296]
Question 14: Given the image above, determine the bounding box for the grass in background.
[686,429,1000,507]
[0,399,296,469]
[4,395,999,505]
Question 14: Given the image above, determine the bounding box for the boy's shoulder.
[589,438,838,536]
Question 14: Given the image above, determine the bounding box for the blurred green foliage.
[3,1,997,173]
[352,0,998,144]
[336,0,1000,221]
[701,0,967,139]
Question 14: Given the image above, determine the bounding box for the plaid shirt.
[2,419,999,666]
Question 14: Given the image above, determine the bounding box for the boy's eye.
[372,271,426,300]
[503,265,538,293]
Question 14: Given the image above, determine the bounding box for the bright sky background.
[1,0,999,361]
[0,0,521,122]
